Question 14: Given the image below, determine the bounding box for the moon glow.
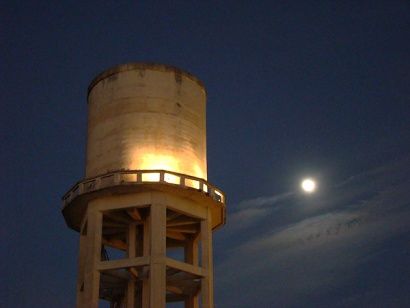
[301,178,316,193]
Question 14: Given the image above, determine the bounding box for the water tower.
[62,63,226,308]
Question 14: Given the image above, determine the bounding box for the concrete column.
[76,224,87,307]
[185,235,199,308]
[201,208,214,308]
[141,214,150,307]
[149,203,167,308]
[82,206,102,308]
[127,222,137,307]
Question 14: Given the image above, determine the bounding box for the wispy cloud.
[236,191,295,210]
[225,192,294,233]
[215,157,410,307]
[225,157,410,232]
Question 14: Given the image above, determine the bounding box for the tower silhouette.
[62,63,226,308]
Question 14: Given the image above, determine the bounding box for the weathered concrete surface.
[86,63,207,180]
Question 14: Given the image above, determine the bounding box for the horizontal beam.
[167,230,186,241]
[102,270,129,280]
[167,219,198,227]
[102,238,127,250]
[166,285,183,295]
[104,211,133,224]
[168,226,198,234]
[98,256,150,271]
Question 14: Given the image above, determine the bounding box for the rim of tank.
[88,62,205,97]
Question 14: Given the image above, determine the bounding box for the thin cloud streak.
[226,156,410,234]
[225,192,294,234]
[215,158,410,307]
[237,191,295,210]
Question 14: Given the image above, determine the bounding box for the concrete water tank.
[86,63,207,180]
[63,63,226,307]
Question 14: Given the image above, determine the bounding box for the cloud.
[236,192,295,210]
[215,157,410,307]
[224,192,294,233]
[238,211,362,253]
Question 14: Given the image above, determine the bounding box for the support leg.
[185,234,199,308]
[127,222,137,307]
[141,212,150,307]
[149,203,167,308]
[76,222,87,307]
[82,207,102,308]
[201,209,214,308]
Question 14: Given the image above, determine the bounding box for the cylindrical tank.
[86,63,207,180]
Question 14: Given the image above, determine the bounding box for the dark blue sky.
[1,1,409,307]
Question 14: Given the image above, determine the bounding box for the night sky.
[1,1,410,307]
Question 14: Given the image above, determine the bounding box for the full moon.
[301,178,316,193]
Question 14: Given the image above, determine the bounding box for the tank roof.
[88,63,205,96]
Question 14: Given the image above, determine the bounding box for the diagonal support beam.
[166,258,204,278]
[97,256,150,271]
[127,208,142,221]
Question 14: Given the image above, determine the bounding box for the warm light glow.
[185,178,200,189]
[140,153,180,172]
[164,173,181,184]
[141,172,160,182]
[301,178,316,193]
[130,149,206,179]
[193,164,205,180]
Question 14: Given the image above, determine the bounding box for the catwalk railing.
[62,169,225,207]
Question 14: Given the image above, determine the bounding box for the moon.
[301,178,316,193]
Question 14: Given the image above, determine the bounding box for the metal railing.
[62,169,225,207]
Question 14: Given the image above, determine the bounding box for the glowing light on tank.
[130,149,206,181]
[193,164,207,180]
[85,64,208,181]
[140,153,180,172]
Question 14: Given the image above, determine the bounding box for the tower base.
[75,191,214,308]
